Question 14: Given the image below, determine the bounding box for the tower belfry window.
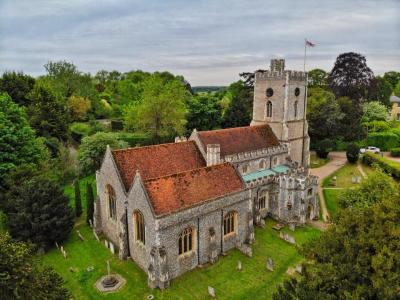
[294,101,298,118]
[266,101,272,118]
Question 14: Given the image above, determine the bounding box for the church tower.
[251,59,310,167]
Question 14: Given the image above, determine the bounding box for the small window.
[266,101,272,118]
[134,211,145,244]
[294,101,298,118]
[287,202,292,210]
[106,185,117,221]
[273,157,278,166]
[266,88,274,97]
[259,191,267,210]
[295,87,300,97]
[224,211,236,236]
[307,188,313,196]
[259,160,267,170]
[242,164,249,174]
[179,228,194,255]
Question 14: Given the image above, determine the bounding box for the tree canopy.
[0,71,35,106]
[308,69,328,88]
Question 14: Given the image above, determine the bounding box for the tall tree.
[328,52,374,100]
[368,76,393,107]
[27,82,70,141]
[337,96,364,141]
[66,95,91,121]
[274,171,400,300]
[7,176,74,250]
[124,74,190,141]
[0,93,43,192]
[74,180,82,217]
[383,71,400,89]
[0,71,35,106]
[307,69,328,88]
[361,101,389,123]
[0,233,70,299]
[186,94,222,132]
[86,182,94,225]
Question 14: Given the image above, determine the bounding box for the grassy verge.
[40,219,320,300]
[323,189,342,219]
[310,154,330,169]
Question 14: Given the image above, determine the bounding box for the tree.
[0,233,70,299]
[307,87,344,142]
[346,143,359,164]
[27,82,70,141]
[383,71,400,89]
[74,180,82,217]
[328,52,374,100]
[274,172,400,300]
[307,69,328,88]
[77,132,128,176]
[337,96,364,141]
[86,182,94,225]
[369,76,393,107]
[186,94,221,132]
[124,74,190,141]
[315,138,334,158]
[221,81,253,128]
[66,95,91,121]
[361,101,389,123]
[394,80,400,97]
[0,93,43,192]
[0,71,35,106]
[7,176,74,250]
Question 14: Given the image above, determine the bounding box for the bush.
[362,152,400,179]
[390,147,400,157]
[315,139,334,159]
[367,132,399,151]
[70,122,91,143]
[346,143,360,163]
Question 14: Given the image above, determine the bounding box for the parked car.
[360,146,380,154]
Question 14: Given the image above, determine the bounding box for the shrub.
[74,180,82,217]
[70,122,91,142]
[362,152,400,179]
[390,147,400,157]
[367,132,399,150]
[315,139,334,159]
[346,143,360,163]
[86,182,94,225]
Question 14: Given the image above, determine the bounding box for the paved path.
[383,152,400,163]
[310,152,347,222]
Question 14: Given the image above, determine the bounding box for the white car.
[360,146,380,154]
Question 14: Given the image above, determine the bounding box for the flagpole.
[303,38,307,72]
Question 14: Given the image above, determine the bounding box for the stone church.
[94,59,319,289]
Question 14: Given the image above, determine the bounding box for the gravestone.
[77,230,85,241]
[295,264,302,274]
[237,261,242,271]
[259,219,265,228]
[55,241,59,249]
[357,176,362,183]
[104,240,109,248]
[289,223,296,231]
[208,286,216,298]
[351,176,357,184]
[279,232,296,244]
[93,231,100,242]
[266,258,274,271]
[89,219,93,228]
[109,242,115,254]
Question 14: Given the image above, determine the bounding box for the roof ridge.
[112,140,195,153]
[197,124,267,134]
[144,162,232,183]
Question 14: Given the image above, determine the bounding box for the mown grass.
[40,219,320,300]
[310,154,330,169]
[322,163,365,188]
[323,189,342,219]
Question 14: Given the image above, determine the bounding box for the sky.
[0,0,399,86]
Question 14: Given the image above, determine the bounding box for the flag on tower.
[305,39,315,47]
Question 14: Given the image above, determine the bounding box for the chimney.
[206,144,220,166]
[270,59,285,73]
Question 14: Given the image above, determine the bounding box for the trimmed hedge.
[367,132,399,151]
[116,132,151,147]
[390,148,400,157]
[362,152,400,179]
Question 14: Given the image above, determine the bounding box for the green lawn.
[323,189,342,219]
[40,219,320,300]
[322,163,365,188]
[310,154,330,169]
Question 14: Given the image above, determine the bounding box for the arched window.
[266,101,272,118]
[242,164,249,174]
[106,185,116,221]
[259,160,267,170]
[294,101,298,118]
[178,227,194,255]
[224,211,237,236]
[259,190,267,210]
[134,211,145,244]
[273,157,278,167]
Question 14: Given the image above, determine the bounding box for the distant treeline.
[192,86,226,93]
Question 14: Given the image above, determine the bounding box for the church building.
[93,59,319,289]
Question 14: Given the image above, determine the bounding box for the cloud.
[0,0,399,85]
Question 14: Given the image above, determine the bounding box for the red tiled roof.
[196,124,279,156]
[144,163,245,216]
[112,141,206,190]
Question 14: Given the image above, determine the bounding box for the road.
[310,152,347,222]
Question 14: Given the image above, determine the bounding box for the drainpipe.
[197,217,200,265]
[220,210,223,253]
[124,201,130,257]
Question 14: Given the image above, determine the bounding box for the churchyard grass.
[323,189,342,219]
[40,218,320,300]
[322,163,371,188]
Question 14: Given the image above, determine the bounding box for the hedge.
[116,132,151,147]
[362,152,400,179]
[390,148,400,157]
[367,132,399,151]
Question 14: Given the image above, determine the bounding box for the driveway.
[310,152,347,222]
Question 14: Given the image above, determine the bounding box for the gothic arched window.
[259,190,267,210]
[294,101,298,118]
[134,211,145,244]
[266,101,272,118]
[242,164,249,174]
[224,211,237,236]
[178,227,194,255]
[259,160,267,170]
[106,185,116,221]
